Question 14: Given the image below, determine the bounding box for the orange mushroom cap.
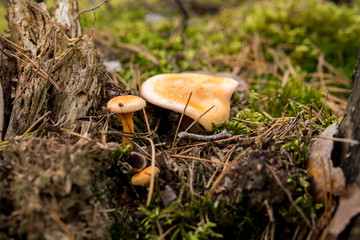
[131,166,160,187]
[140,73,238,131]
[107,95,146,114]
[107,95,146,147]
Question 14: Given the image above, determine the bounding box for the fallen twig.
[20,111,51,139]
[60,127,92,141]
[314,135,359,144]
[206,145,236,190]
[0,35,28,52]
[278,113,301,137]
[184,105,215,133]
[264,199,275,222]
[170,154,229,166]
[74,0,109,21]
[208,149,244,197]
[178,129,232,141]
[7,52,59,90]
[173,105,215,147]
[158,225,177,240]
[167,134,247,152]
[49,211,75,240]
[1,36,60,90]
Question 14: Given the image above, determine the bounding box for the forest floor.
[0,0,359,239]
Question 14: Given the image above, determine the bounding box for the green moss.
[212,121,250,135]
[262,78,324,117]
[236,108,267,123]
[280,177,322,222]
[74,0,359,86]
[239,0,360,76]
[139,199,225,239]
[108,145,130,161]
[321,115,342,128]
[282,140,308,165]
[139,196,266,239]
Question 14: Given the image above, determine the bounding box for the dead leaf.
[307,123,346,201]
[327,184,360,238]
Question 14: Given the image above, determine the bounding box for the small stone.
[160,185,178,207]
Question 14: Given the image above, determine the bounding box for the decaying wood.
[4,0,104,138]
[335,48,360,185]
[332,46,360,239]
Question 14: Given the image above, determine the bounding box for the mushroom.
[140,73,238,131]
[131,166,160,189]
[107,95,146,147]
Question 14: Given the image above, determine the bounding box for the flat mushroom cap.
[140,73,239,131]
[107,95,146,113]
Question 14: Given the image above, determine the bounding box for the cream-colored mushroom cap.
[131,166,160,187]
[107,95,146,113]
[140,73,238,131]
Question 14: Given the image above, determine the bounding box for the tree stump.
[0,1,123,239]
[4,0,104,138]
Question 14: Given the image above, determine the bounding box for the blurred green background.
[1,0,359,77]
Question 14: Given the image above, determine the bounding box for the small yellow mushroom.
[107,95,146,148]
[131,166,160,190]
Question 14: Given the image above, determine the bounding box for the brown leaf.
[307,123,346,201]
[327,184,360,238]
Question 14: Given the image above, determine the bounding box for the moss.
[239,0,360,76]
[139,196,266,239]
[79,0,360,80]
[262,78,324,117]
[108,145,130,161]
[3,0,359,79]
[282,140,309,165]
[236,108,267,123]
[280,177,323,222]
[212,120,250,135]
[321,115,342,128]
[0,135,116,239]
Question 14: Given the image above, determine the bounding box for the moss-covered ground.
[74,0,358,114]
[0,0,358,239]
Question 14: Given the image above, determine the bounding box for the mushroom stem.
[117,112,134,147]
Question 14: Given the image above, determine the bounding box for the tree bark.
[335,47,360,185]
[333,46,360,239]
[4,0,104,138]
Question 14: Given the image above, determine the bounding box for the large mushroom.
[140,73,238,131]
[107,95,146,147]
